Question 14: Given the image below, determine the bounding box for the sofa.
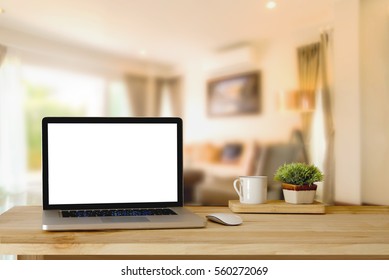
[184,130,307,205]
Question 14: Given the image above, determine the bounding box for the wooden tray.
[228,200,326,214]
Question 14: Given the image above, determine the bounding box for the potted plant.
[274,162,324,204]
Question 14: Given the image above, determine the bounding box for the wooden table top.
[1,205,389,259]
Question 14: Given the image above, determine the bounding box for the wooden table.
[1,205,389,260]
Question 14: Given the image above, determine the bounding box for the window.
[22,65,106,170]
[107,80,131,117]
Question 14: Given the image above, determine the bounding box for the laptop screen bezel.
[42,117,184,210]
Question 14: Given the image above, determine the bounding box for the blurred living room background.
[1,0,389,213]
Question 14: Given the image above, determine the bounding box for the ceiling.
[0,0,334,65]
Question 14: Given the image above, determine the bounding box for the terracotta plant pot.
[282,183,317,204]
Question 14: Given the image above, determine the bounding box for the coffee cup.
[233,176,267,204]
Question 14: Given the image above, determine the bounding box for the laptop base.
[42,207,206,231]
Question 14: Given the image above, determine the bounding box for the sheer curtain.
[297,42,321,157]
[0,45,6,64]
[0,47,27,194]
[297,33,334,204]
[167,78,181,117]
[310,31,335,204]
[123,75,182,117]
[125,75,148,116]
[319,31,335,205]
[159,78,181,117]
[154,78,164,116]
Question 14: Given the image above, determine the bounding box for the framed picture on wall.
[207,71,260,117]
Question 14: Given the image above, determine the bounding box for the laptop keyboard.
[61,208,177,218]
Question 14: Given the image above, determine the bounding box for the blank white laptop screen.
[47,123,178,205]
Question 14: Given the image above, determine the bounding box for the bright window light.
[21,65,106,170]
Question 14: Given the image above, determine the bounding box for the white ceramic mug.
[233,176,267,204]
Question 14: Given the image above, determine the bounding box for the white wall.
[182,29,322,145]
[333,0,389,205]
[333,0,362,204]
[360,0,389,204]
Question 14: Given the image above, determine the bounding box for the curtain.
[167,78,181,117]
[154,78,164,117]
[125,75,148,116]
[0,45,6,65]
[156,77,182,117]
[298,42,321,94]
[297,42,321,157]
[0,48,27,194]
[319,31,335,205]
[0,44,5,195]
[125,75,181,117]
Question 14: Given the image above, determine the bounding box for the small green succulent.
[274,162,323,186]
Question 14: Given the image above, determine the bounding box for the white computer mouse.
[206,213,243,226]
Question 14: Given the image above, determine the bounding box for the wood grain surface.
[229,200,325,214]
[1,205,389,259]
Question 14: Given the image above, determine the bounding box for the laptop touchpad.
[100,217,149,223]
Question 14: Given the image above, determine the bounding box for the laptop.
[41,117,206,231]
